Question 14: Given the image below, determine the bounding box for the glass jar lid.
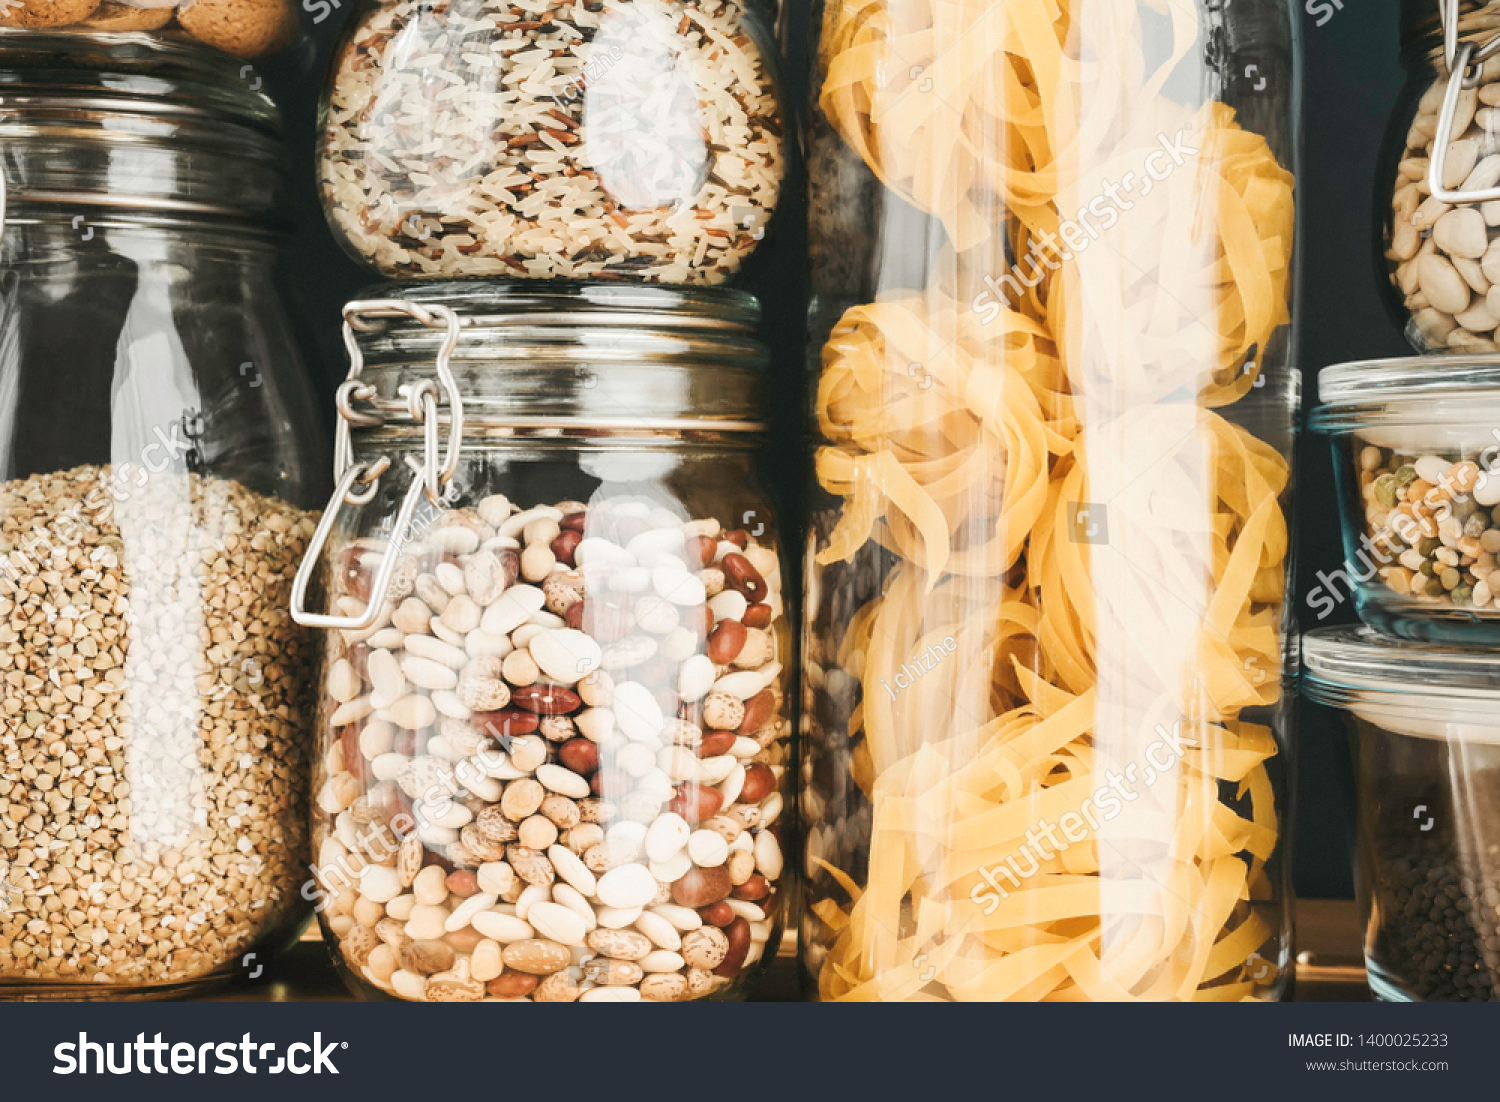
[1317,355,1500,405]
[1310,356,1500,445]
[0,30,284,219]
[1302,625,1500,740]
[345,281,768,434]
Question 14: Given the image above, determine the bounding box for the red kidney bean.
[683,535,718,569]
[550,529,582,567]
[487,973,539,997]
[560,511,588,533]
[393,728,422,756]
[738,688,776,735]
[336,546,376,602]
[723,529,749,550]
[445,869,479,897]
[706,619,747,664]
[511,683,582,715]
[365,780,405,826]
[738,763,776,805]
[679,701,705,728]
[470,709,539,737]
[668,782,723,823]
[698,900,735,927]
[742,603,772,629]
[732,873,769,901]
[673,865,732,908]
[758,889,778,921]
[347,643,371,681]
[721,552,766,601]
[565,602,584,630]
[696,731,737,759]
[559,737,600,774]
[339,725,369,780]
[500,550,521,585]
[637,655,675,686]
[590,770,632,799]
[712,916,751,977]
[581,599,635,643]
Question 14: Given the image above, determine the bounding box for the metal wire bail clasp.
[1429,0,1500,203]
[290,299,466,629]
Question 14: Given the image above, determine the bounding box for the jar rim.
[1312,357,1500,426]
[358,280,761,333]
[0,31,284,218]
[1302,624,1500,704]
[0,29,281,131]
[344,281,769,433]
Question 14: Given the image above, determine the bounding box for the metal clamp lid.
[1429,0,1500,202]
[290,299,466,630]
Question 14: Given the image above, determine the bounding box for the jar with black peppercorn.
[1304,626,1500,1001]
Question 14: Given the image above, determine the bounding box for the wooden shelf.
[203,899,1369,1002]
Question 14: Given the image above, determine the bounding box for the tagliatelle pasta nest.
[806,0,1296,1002]
[818,0,1294,402]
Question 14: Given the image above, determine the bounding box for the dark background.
[252,0,1412,901]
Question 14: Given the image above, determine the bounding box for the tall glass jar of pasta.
[800,0,1300,1000]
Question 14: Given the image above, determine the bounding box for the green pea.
[1453,495,1479,520]
[1419,537,1441,557]
[1421,559,1438,577]
[1453,585,1475,606]
[1374,474,1397,508]
[1442,567,1462,590]
[1394,466,1418,487]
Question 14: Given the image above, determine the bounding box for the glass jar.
[1303,626,1500,1002]
[0,34,326,999]
[292,282,793,1003]
[801,0,1299,1001]
[1382,0,1500,353]
[1311,356,1500,642]
[0,2,300,59]
[317,0,786,284]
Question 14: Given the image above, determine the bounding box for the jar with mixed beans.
[292,282,794,1003]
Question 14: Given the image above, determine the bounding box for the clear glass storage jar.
[0,33,325,999]
[1311,356,1500,642]
[292,283,793,1003]
[0,2,300,59]
[1382,0,1500,353]
[317,0,786,285]
[1304,626,1500,1002]
[800,0,1299,1001]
